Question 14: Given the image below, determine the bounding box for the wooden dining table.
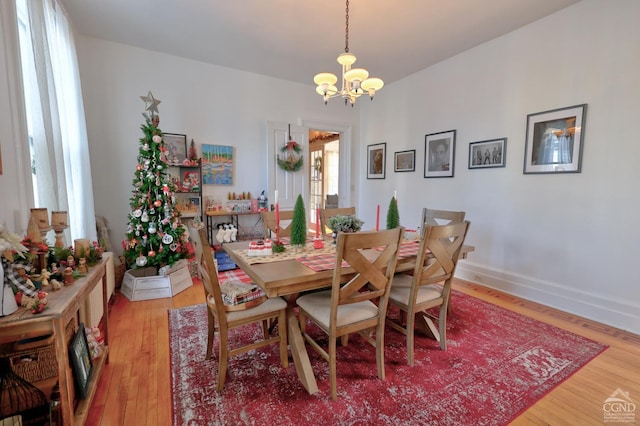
[223,237,474,394]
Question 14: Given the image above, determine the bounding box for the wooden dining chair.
[296,227,404,400]
[188,226,289,391]
[319,207,356,237]
[261,210,294,239]
[420,208,466,314]
[421,208,466,231]
[386,221,470,366]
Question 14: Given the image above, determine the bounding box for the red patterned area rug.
[169,290,607,426]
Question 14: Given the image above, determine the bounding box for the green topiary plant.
[290,194,307,247]
[386,197,400,229]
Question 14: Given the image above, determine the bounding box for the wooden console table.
[0,258,109,426]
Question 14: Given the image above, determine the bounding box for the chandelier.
[313,0,384,106]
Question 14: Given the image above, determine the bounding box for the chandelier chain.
[345,0,349,53]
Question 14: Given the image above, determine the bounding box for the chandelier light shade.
[314,0,384,106]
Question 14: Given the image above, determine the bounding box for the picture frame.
[180,169,200,192]
[202,144,234,185]
[69,324,92,399]
[424,130,456,178]
[524,104,587,174]
[394,150,415,172]
[163,133,187,166]
[367,143,386,179]
[469,138,507,169]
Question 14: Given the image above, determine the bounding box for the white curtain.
[17,0,96,241]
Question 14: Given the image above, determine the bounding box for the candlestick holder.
[313,237,324,249]
[53,225,68,247]
[39,226,52,244]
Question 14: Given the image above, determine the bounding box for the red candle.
[315,209,320,236]
[375,204,380,231]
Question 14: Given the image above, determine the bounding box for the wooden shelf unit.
[0,258,110,426]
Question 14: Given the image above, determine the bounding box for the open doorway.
[309,129,340,233]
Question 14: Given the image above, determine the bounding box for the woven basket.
[9,337,58,383]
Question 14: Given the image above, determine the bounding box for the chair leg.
[217,330,229,392]
[439,304,447,351]
[278,310,289,368]
[262,319,269,339]
[406,310,415,367]
[376,321,386,380]
[206,313,216,360]
[329,335,338,401]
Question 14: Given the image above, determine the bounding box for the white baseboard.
[456,261,640,336]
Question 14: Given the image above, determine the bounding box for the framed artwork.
[163,133,187,165]
[70,324,93,399]
[524,104,587,174]
[394,150,415,172]
[424,130,456,178]
[180,169,200,192]
[202,144,233,185]
[367,142,386,179]
[469,138,507,169]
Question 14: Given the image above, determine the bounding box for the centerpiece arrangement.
[328,214,364,243]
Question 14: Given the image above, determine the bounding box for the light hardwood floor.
[87,278,640,425]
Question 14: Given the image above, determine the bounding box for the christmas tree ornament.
[142,143,149,151]
[136,255,148,267]
[141,212,149,222]
[148,250,156,257]
[154,200,162,207]
[162,234,173,244]
[152,135,162,143]
[148,223,157,234]
[133,209,142,218]
[136,164,143,171]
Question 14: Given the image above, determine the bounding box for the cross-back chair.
[386,221,470,366]
[421,208,466,230]
[188,226,288,391]
[261,210,294,240]
[318,207,356,237]
[296,227,404,400]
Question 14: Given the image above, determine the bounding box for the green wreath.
[277,141,304,172]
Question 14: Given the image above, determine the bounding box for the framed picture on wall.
[367,143,386,179]
[469,138,507,169]
[524,104,587,174]
[201,144,234,185]
[69,324,93,399]
[163,133,187,165]
[424,130,456,178]
[394,150,415,172]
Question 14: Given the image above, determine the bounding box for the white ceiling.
[59,0,580,86]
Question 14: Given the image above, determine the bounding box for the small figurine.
[50,279,62,290]
[63,267,74,285]
[41,269,51,287]
[67,255,76,270]
[78,257,88,274]
[51,263,59,274]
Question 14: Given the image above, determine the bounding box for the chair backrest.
[332,227,404,314]
[325,194,339,209]
[421,208,466,237]
[413,221,470,288]
[319,207,356,237]
[261,210,295,239]
[190,226,228,323]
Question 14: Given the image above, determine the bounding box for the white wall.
[74,38,361,256]
[2,0,637,334]
[359,0,640,333]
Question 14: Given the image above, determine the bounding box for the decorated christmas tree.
[122,92,188,269]
[290,194,307,247]
[386,197,400,229]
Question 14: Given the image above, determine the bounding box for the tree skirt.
[169,291,606,425]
